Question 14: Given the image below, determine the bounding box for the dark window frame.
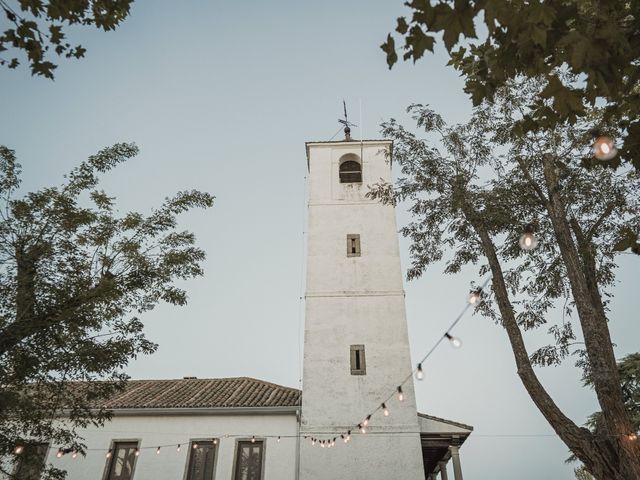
[346,234,361,257]
[339,160,362,183]
[350,344,366,375]
[184,439,218,480]
[13,442,49,480]
[231,439,266,480]
[102,440,140,480]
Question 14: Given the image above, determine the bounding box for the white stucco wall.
[26,410,298,480]
[300,141,425,480]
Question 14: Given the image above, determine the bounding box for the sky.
[1,1,637,479]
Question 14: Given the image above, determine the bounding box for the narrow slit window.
[350,345,366,375]
[346,234,361,257]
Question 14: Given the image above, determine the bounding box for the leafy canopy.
[369,77,638,391]
[381,0,640,169]
[0,0,134,78]
[0,143,213,479]
[369,78,640,477]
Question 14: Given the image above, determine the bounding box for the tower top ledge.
[304,139,393,169]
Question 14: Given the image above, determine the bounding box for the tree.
[571,353,640,476]
[381,0,640,170]
[0,0,134,79]
[368,79,640,479]
[0,143,214,479]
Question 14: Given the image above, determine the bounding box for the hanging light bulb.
[415,363,424,381]
[359,423,367,434]
[14,446,24,455]
[519,223,538,250]
[332,438,336,447]
[629,433,638,441]
[176,444,181,452]
[382,403,389,417]
[105,449,112,459]
[277,436,281,443]
[363,414,371,427]
[312,439,316,446]
[56,449,64,458]
[346,430,352,443]
[445,332,463,348]
[251,436,256,444]
[213,439,218,445]
[468,289,482,305]
[192,442,198,450]
[71,451,78,459]
[320,441,325,448]
[397,386,404,402]
[593,135,617,161]
[134,449,140,457]
[156,447,161,455]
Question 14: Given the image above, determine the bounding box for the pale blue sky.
[1,2,637,478]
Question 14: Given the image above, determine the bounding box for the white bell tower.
[299,134,425,479]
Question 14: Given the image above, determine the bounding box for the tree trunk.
[541,155,640,479]
[467,215,621,479]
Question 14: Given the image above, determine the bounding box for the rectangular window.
[346,234,361,257]
[104,441,139,480]
[234,440,264,480]
[186,441,217,480]
[350,344,366,375]
[14,443,48,480]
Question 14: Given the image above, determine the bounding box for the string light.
[156,447,161,455]
[134,448,140,457]
[14,446,24,455]
[468,289,482,305]
[629,433,638,441]
[71,451,77,459]
[363,414,371,427]
[277,436,281,443]
[359,423,367,434]
[105,449,112,459]
[346,430,351,442]
[251,436,256,443]
[311,439,316,446]
[56,449,64,458]
[176,444,181,452]
[519,223,538,250]
[397,386,404,402]
[593,135,617,161]
[192,442,198,449]
[415,363,424,380]
[320,441,325,448]
[382,403,389,417]
[213,439,218,445]
[445,332,462,348]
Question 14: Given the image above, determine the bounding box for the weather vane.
[338,100,357,141]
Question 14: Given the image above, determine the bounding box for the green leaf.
[396,17,408,35]
[381,34,397,69]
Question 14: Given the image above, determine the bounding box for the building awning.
[418,413,473,477]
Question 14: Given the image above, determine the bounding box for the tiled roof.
[89,377,301,410]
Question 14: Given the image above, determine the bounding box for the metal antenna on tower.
[338,100,357,141]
